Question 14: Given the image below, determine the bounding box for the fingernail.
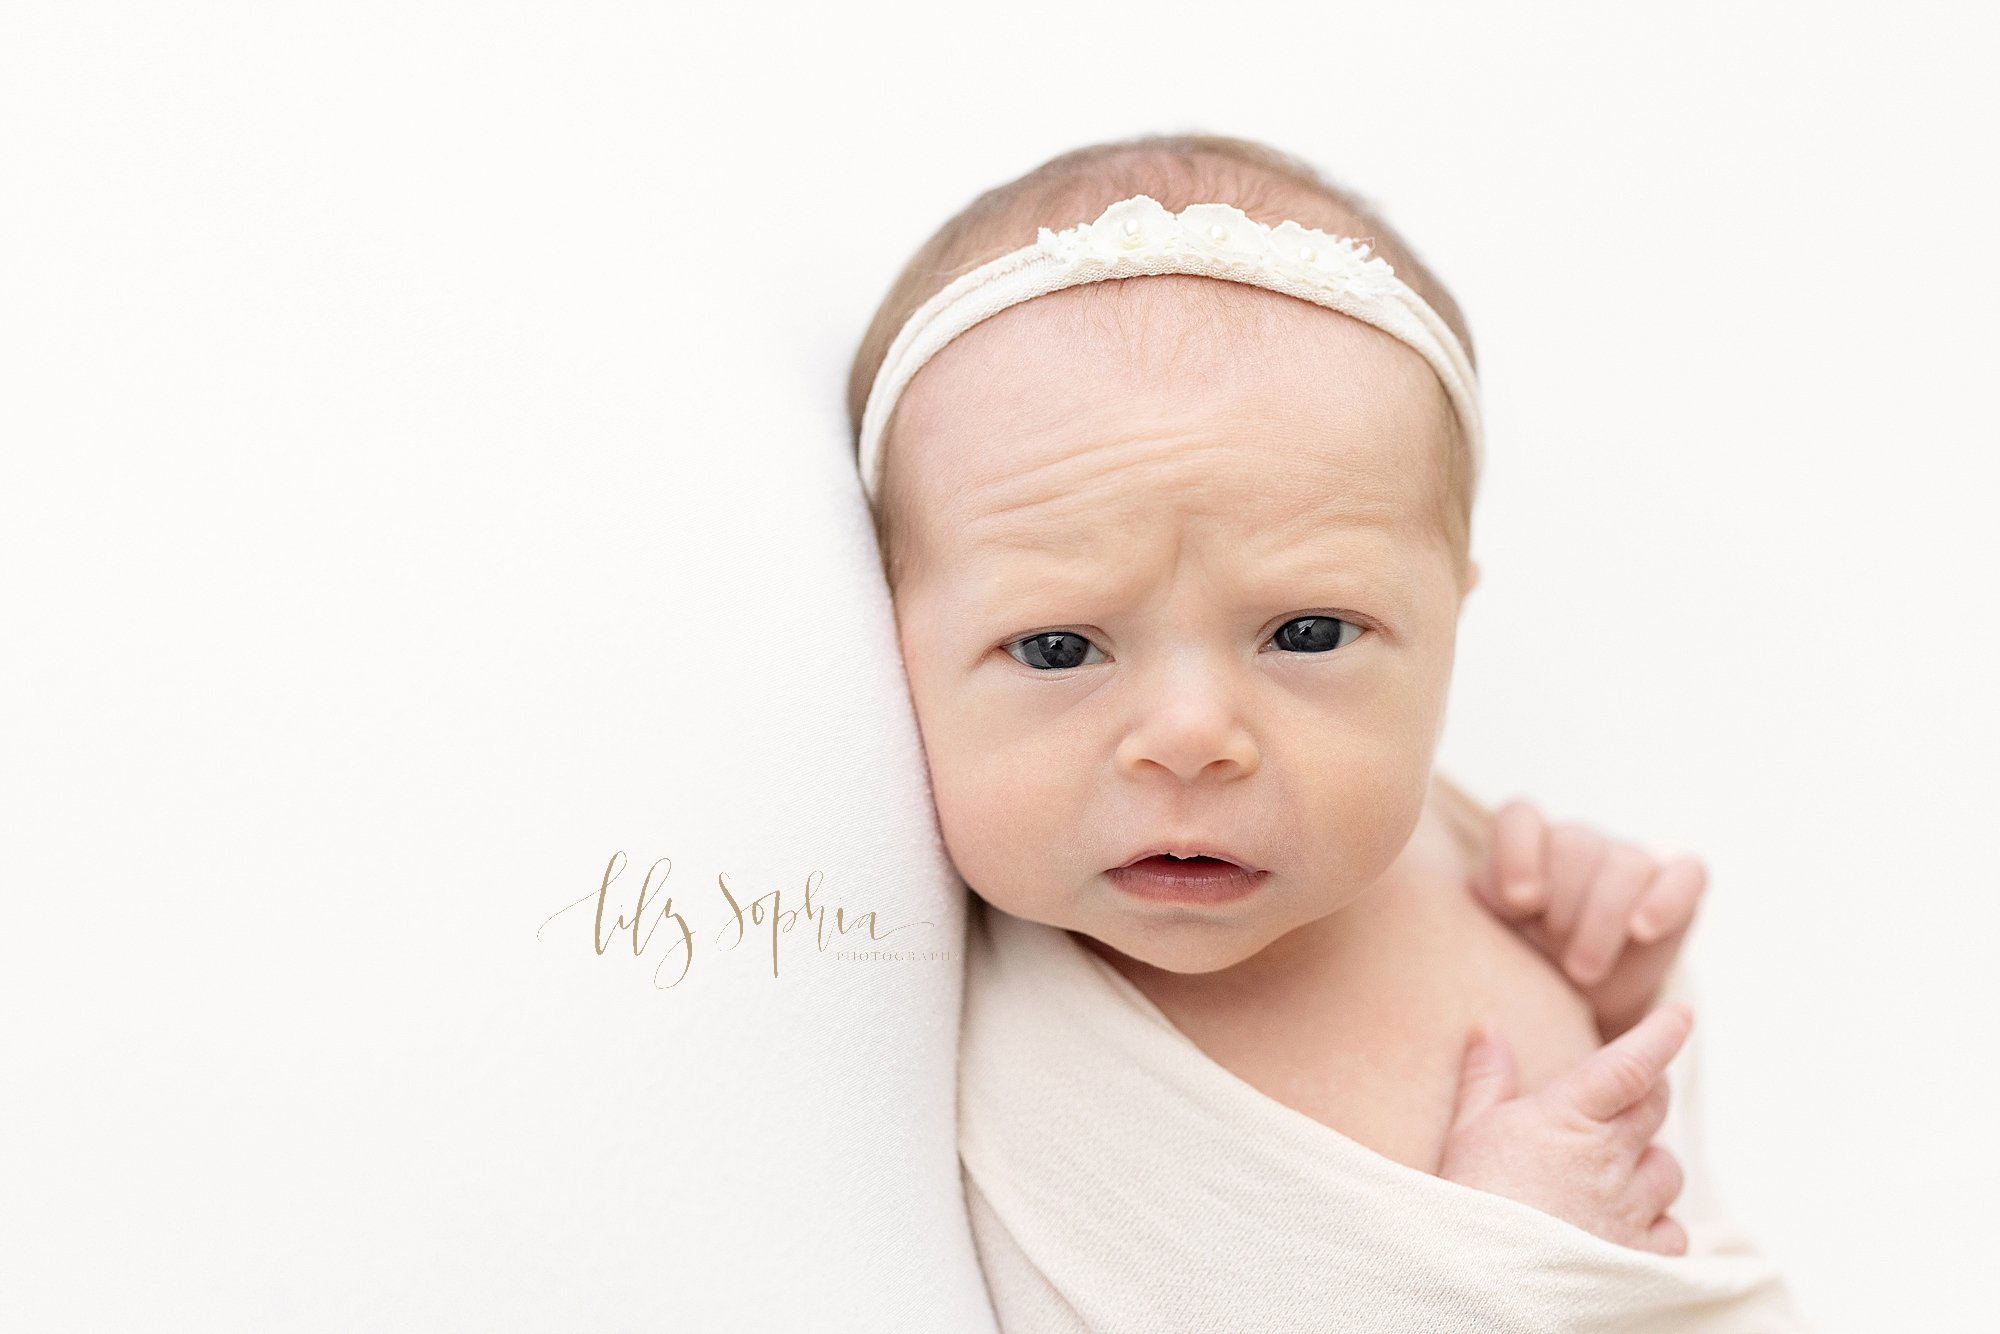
[1630,912,1660,943]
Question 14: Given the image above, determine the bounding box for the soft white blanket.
[958,897,1812,1333]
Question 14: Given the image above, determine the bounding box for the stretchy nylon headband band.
[854,192,1483,507]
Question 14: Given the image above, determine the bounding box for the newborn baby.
[847,134,1802,1327]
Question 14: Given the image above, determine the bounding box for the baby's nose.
[1115,664,1259,783]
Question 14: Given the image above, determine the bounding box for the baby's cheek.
[926,744,1010,878]
[1290,730,1433,881]
[929,736,1069,915]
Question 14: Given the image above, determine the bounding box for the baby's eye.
[1006,617,1364,670]
[1006,631,1106,671]
[1269,615,1364,653]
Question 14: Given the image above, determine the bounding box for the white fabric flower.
[1032,195,1405,296]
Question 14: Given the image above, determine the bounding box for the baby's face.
[888,276,1474,974]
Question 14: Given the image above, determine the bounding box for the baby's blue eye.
[1005,616,1363,671]
[1271,615,1363,653]
[1008,631,1105,671]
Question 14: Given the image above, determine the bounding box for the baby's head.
[848,134,1483,975]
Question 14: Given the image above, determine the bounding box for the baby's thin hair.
[848,131,1479,593]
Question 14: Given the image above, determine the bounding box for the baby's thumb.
[1449,1019,1518,1133]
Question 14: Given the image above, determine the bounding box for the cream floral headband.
[855,192,1483,506]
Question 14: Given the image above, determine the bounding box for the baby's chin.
[971,861,1368,975]
[980,888,1297,976]
[1072,917,1290,975]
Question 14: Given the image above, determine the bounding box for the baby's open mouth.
[1125,854,1235,873]
[1112,845,1261,873]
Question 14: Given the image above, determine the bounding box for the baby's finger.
[1561,845,1658,987]
[1613,1077,1672,1148]
[1629,854,1709,945]
[1490,799,1550,915]
[1632,1142,1687,1218]
[1555,1000,1694,1123]
[1542,823,1609,942]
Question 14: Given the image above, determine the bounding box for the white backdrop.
[4,3,1992,1331]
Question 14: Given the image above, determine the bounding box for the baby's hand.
[1437,1001,1695,1256]
[1468,798,1708,1043]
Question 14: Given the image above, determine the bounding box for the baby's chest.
[1211,905,1601,1176]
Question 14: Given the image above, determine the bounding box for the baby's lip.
[1112,844,1263,873]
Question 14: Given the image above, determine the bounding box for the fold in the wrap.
[958,897,1812,1333]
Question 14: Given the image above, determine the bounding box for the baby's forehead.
[879,275,1465,599]
[908,420,1448,598]
[913,451,1444,627]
